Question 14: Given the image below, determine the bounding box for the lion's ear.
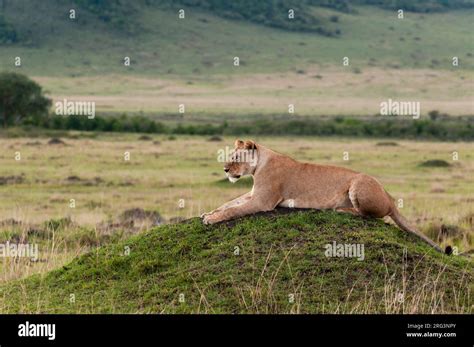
[244,140,257,150]
[234,139,244,149]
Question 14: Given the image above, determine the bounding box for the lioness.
[201,139,445,253]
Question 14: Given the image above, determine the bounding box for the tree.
[0,72,51,128]
[0,14,17,44]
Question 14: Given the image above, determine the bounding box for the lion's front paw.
[200,212,211,218]
[202,213,221,225]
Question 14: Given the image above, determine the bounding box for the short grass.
[32,67,474,116]
[0,209,471,313]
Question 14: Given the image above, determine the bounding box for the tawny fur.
[202,140,443,253]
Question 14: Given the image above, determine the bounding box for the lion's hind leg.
[333,189,360,215]
[348,174,392,218]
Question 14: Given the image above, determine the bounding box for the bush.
[0,72,51,128]
[18,113,474,141]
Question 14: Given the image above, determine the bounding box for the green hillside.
[0,1,473,76]
[0,209,471,313]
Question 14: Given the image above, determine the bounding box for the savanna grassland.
[0,134,472,285]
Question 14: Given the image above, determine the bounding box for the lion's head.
[224,140,258,183]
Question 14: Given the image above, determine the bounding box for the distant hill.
[0,209,471,313]
[3,0,474,40]
[0,1,472,76]
[6,0,472,37]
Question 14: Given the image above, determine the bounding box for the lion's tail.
[389,206,447,254]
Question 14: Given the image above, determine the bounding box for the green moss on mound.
[0,209,472,313]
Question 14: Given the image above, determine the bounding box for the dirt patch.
[116,180,135,187]
[376,141,399,146]
[25,141,42,146]
[66,176,132,187]
[48,138,66,145]
[65,176,105,186]
[207,136,223,142]
[119,208,163,225]
[0,218,22,226]
[0,174,25,185]
[430,184,445,193]
[84,177,105,186]
[66,175,82,182]
[97,208,164,235]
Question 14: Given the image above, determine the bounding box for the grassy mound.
[0,209,472,313]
